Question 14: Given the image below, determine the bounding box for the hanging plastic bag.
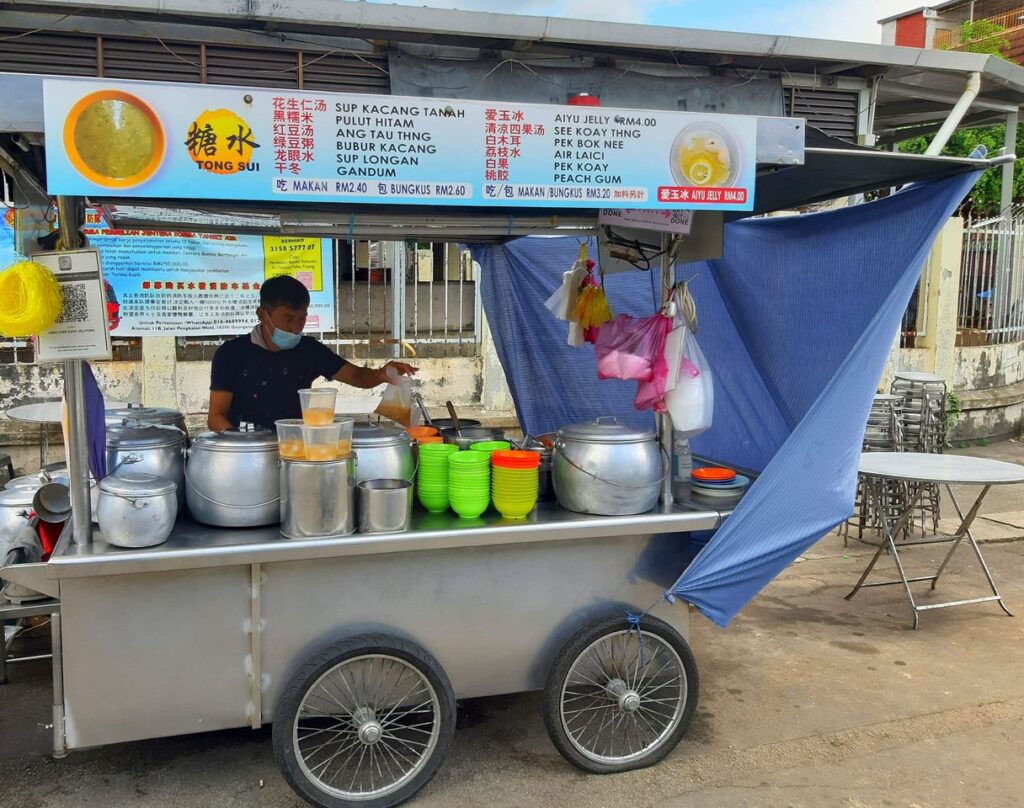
[594,313,673,383]
[664,325,714,436]
[374,367,419,427]
[572,271,613,344]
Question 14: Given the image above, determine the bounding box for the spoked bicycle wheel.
[543,613,699,773]
[273,634,456,808]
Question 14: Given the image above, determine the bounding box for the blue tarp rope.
[473,172,980,627]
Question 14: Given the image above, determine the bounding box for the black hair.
[260,275,310,310]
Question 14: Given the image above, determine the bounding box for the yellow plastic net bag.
[0,260,64,337]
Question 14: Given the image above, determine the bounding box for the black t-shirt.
[210,335,347,428]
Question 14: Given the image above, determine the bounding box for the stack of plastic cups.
[448,451,491,519]
[490,450,540,520]
[417,443,459,513]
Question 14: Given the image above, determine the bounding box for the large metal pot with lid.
[106,422,186,508]
[351,421,414,483]
[0,487,35,553]
[552,417,664,516]
[97,472,178,549]
[186,428,280,527]
[105,404,187,436]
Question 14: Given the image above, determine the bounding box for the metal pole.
[56,196,92,545]
[1001,110,1018,217]
[659,233,675,511]
[51,611,67,758]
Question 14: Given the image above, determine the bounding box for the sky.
[364,0,918,44]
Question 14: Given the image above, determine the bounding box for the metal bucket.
[357,479,413,534]
[280,454,356,539]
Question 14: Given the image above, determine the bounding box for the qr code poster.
[33,249,113,363]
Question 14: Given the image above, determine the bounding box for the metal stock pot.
[106,423,186,509]
[186,428,280,527]
[552,418,663,516]
[105,405,187,436]
[351,422,414,483]
[97,472,178,549]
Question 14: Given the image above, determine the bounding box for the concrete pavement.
[0,445,1022,807]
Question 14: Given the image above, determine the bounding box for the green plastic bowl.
[493,496,535,519]
[470,441,511,454]
[417,492,449,513]
[451,499,489,519]
[419,443,460,457]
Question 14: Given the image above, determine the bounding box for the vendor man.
[208,275,416,431]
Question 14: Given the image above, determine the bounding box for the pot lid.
[0,487,35,507]
[105,405,183,426]
[558,418,656,444]
[4,475,43,492]
[352,422,409,448]
[106,423,185,449]
[192,428,278,451]
[99,472,178,497]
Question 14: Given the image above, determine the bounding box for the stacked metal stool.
[843,394,906,544]
[890,371,946,536]
[844,372,948,545]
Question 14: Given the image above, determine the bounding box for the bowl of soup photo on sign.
[63,90,166,188]
[669,121,740,189]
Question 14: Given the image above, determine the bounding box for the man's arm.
[207,390,234,432]
[333,361,417,389]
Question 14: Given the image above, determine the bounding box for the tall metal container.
[280,454,357,539]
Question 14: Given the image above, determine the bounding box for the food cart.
[0,73,996,807]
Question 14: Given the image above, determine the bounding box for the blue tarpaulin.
[474,172,979,627]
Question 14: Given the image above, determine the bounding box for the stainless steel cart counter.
[3,496,734,792]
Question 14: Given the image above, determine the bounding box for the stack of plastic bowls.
[448,451,491,519]
[417,443,458,513]
[469,440,511,457]
[491,450,540,520]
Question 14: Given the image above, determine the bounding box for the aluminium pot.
[553,418,663,516]
[186,428,280,527]
[0,487,35,556]
[106,423,186,509]
[429,417,482,431]
[351,422,414,483]
[440,426,506,451]
[97,472,178,549]
[105,405,187,436]
[280,455,357,539]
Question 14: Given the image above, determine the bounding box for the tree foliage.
[898,126,1024,213]
[946,19,1011,56]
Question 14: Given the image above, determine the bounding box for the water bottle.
[672,432,692,503]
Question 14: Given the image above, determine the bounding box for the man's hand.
[334,361,419,390]
[378,361,418,384]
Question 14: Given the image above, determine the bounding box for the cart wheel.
[543,613,698,774]
[273,634,456,808]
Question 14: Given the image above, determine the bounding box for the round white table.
[6,400,131,467]
[847,452,1023,628]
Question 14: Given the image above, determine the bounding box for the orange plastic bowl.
[491,450,541,470]
[63,90,166,189]
[692,466,737,483]
[408,426,439,439]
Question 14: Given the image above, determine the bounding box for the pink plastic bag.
[594,313,673,383]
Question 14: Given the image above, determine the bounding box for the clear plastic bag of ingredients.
[664,324,714,437]
[375,367,419,427]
